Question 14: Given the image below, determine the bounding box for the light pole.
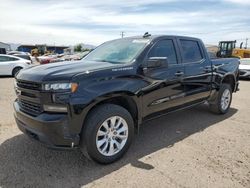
[121,31,125,38]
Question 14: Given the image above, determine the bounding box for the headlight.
[44,83,78,92]
[44,83,71,90]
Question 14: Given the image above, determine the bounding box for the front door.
[141,38,185,119]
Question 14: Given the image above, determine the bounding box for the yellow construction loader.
[217,40,250,58]
[233,48,250,58]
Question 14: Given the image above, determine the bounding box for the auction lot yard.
[0,77,249,188]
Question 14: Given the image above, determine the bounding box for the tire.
[209,83,232,114]
[80,104,134,164]
[12,67,22,77]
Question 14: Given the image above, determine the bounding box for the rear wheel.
[80,104,134,164]
[209,83,232,114]
[12,67,22,77]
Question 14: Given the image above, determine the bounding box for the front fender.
[68,90,142,135]
[67,74,148,134]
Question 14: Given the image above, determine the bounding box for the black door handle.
[175,71,184,76]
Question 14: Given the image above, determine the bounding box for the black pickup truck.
[14,34,239,163]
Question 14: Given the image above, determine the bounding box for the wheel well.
[83,96,139,131]
[12,66,23,76]
[222,75,235,91]
[96,96,138,123]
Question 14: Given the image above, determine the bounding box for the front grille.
[17,80,41,90]
[19,99,43,116]
[21,91,36,98]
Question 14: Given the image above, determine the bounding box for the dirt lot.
[0,77,249,188]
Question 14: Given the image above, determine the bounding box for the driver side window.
[148,40,178,65]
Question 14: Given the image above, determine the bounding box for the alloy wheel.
[96,116,129,156]
[221,88,231,111]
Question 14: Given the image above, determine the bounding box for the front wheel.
[80,104,134,164]
[209,83,232,114]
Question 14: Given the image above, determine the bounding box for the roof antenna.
[143,32,151,38]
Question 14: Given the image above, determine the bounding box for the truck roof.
[121,34,202,42]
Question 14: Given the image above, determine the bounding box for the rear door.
[177,38,212,104]
[0,56,18,75]
[142,38,185,119]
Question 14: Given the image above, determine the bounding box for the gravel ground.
[0,77,249,188]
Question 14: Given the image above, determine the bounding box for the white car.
[239,58,250,79]
[0,54,31,76]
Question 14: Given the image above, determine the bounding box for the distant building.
[17,44,69,54]
[17,44,36,53]
[0,42,11,54]
[47,45,68,54]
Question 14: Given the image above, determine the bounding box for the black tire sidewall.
[82,104,134,164]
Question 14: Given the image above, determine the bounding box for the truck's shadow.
[0,105,237,187]
[0,76,13,78]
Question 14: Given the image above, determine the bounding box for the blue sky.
[0,0,250,46]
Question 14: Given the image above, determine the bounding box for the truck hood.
[16,60,122,82]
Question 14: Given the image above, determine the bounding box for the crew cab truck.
[14,34,239,164]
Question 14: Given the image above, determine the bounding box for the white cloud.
[224,0,250,5]
[0,0,249,46]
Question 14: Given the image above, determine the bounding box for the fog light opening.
[43,105,68,113]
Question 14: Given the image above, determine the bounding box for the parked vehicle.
[41,51,91,64]
[7,51,29,56]
[8,51,21,55]
[38,56,55,64]
[7,51,33,64]
[0,54,31,76]
[14,34,239,164]
[0,48,6,54]
[217,40,250,58]
[239,58,250,78]
[217,40,236,58]
[12,54,32,63]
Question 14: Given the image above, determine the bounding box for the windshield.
[84,38,149,64]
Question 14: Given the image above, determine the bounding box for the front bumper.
[14,101,79,149]
[239,69,250,78]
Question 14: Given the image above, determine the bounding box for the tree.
[82,48,90,52]
[74,44,82,52]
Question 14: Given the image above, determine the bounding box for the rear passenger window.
[8,57,18,61]
[180,40,203,63]
[0,56,10,62]
[148,40,177,65]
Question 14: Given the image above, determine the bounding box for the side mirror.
[146,57,168,68]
